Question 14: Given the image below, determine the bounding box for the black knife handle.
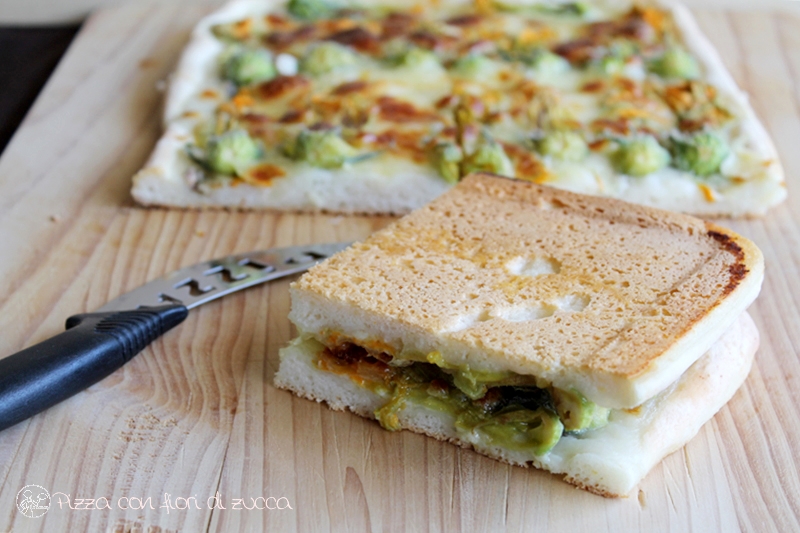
[0,304,188,432]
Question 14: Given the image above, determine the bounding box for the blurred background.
[1,0,798,155]
[2,0,799,23]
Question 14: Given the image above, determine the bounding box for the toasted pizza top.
[291,173,764,408]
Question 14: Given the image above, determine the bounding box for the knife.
[0,241,351,433]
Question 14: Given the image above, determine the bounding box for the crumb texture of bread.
[275,312,758,497]
[291,174,763,408]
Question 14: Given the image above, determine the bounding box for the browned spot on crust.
[279,109,306,123]
[501,143,549,183]
[678,119,705,132]
[256,75,310,99]
[553,38,596,64]
[317,17,360,34]
[377,97,439,123]
[312,96,342,119]
[380,12,418,39]
[662,82,694,112]
[585,21,615,39]
[266,13,291,27]
[591,117,629,135]
[585,8,657,43]
[331,80,370,96]
[615,77,637,92]
[707,231,745,261]
[242,164,286,186]
[581,80,606,93]
[707,230,747,295]
[372,129,427,162]
[408,30,456,51]
[446,14,484,26]
[614,17,654,41]
[724,263,749,295]
[436,94,459,109]
[326,27,381,54]
[342,108,371,128]
[588,139,611,152]
[545,7,663,71]
[264,25,317,50]
[309,121,334,131]
[240,112,271,124]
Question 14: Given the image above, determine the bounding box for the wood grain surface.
[0,3,798,532]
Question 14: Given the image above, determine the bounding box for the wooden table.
[0,3,798,531]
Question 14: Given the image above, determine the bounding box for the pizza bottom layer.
[274,312,757,497]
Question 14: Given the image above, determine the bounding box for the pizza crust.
[132,0,785,216]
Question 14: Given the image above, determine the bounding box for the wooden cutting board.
[0,3,798,531]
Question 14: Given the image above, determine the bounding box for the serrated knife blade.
[97,241,351,312]
[0,241,352,432]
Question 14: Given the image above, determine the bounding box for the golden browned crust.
[292,173,763,407]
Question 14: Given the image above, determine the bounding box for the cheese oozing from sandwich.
[275,173,763,496]
[276,312,757,497]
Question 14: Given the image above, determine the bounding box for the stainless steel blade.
[96,241,352,312]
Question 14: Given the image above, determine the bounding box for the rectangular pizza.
[132,0,786,216]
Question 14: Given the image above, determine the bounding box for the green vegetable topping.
[463,134,515,177]
[300,42,358,75]
[429,143,463,184]
[502,44,568,72]
[287,0,333,20]
[425,351,513,399]
[287,129,358,168]
[608,39,638,60]
[670,131,729,176]
[649,47,700,80]
[394,47,440,69]
[456,407,564,456]
[534,1,589,17]
[375,393,406,431]
[593,55,626,76]
[527,48,571,75]
[211,19,268,42]
[613,136,670,177]
[552,388,610,432]
[538,130,588,162]
[222,49,276,86]
[450,54,494,79]
[206,129,262,175]
[322,344,619,457]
